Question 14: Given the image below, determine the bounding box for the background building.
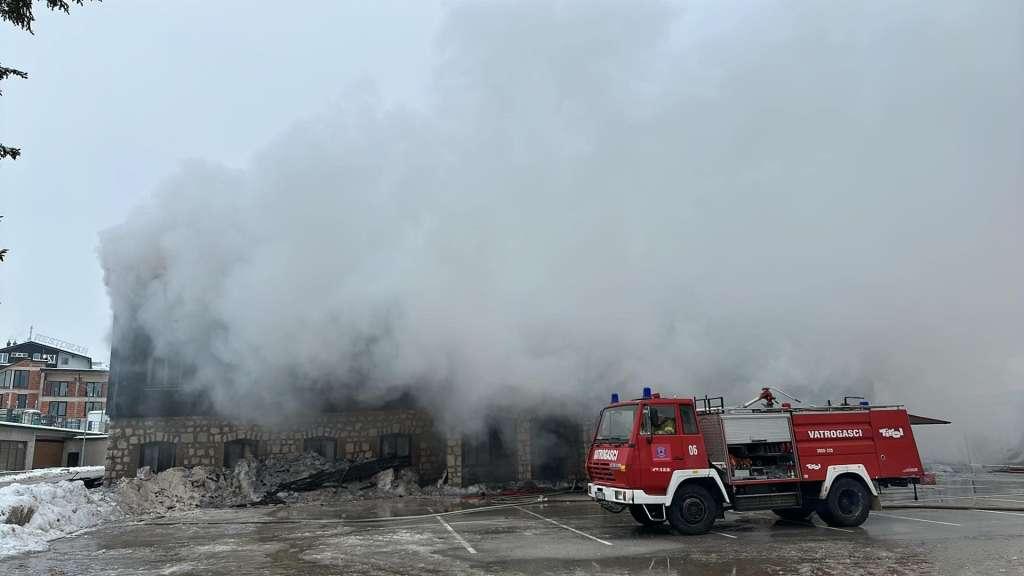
[0,420,108,470]
[0,338,109,432]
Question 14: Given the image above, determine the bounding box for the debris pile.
[113,452,335,513]
[111,453,440,513]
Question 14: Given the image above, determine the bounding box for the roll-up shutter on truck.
[722,414,792,444]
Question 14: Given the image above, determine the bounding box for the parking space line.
[873,513,961,526]
[437,515,477,554]
[972,509,1024,518]
[515,506,614,546]
[711,531,737,539]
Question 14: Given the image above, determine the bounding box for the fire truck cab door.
[638,402,706,495]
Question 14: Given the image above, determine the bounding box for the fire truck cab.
[586,388,925,535]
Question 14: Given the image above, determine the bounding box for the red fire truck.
[586,387,925,534]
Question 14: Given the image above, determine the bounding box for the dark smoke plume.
[101,1,1024,461]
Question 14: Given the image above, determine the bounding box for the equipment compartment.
[719,413,798,482]
[727,441,798,481]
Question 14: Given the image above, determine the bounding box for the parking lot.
[4,486,1023,576]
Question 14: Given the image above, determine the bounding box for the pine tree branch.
[1,0,89,34]
[0,64,29,95]
[0,144,21,160]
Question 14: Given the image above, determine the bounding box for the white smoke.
[100,1,1023,461]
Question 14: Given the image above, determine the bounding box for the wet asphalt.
[4,475,1024,575]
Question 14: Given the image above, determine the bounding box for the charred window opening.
[380,434,412,465]
[463,424,515,484]
[531,416,583,482]
[223,439,259,469]
[304,437,337,461]
[140,441,176,473]
[145,357,185,390]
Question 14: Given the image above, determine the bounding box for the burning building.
[102,325,591,486]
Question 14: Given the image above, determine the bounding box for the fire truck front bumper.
[588,483,664,505]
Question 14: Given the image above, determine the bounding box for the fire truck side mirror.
[642,405,653,443]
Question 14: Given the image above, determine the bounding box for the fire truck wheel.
[819,477,871,527]
[667,484,718,535]
[629,505,666,526]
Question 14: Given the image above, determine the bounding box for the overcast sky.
[1,1,446,361]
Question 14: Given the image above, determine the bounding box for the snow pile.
[0,481,119,558]
[0,466,105,486]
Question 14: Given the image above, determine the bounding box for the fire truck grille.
[587,463,615,483]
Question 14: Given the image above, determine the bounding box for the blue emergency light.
[642,387,652,399]
[859,400,870,407]
[611,393,620,403]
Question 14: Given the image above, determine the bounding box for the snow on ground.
[0,466,105,486]
[0,480,120,558]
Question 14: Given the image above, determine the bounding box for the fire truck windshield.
[595,405,637,442]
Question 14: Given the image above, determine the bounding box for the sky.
[1,0,446,360]
[3,1,1023,462]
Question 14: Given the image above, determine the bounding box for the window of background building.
[0,371,9,388]
[16,395,27,408]
[47,401,67,416]
[0,353,8,364]
[86,401,104,413]
[43,381,69,397]
[13,371,28,389]
[86,382,103,397]
[61,356,69,365]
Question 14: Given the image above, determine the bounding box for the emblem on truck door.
[805,463,821,470]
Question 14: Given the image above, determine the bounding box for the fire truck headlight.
[618,464,627,472]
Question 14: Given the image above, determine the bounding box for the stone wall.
[104,409,444,484]
[515,418,532,481]
[444,437,462,487]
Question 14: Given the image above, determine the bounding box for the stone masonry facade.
[105,410,595,487]
[104,409,444,484]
